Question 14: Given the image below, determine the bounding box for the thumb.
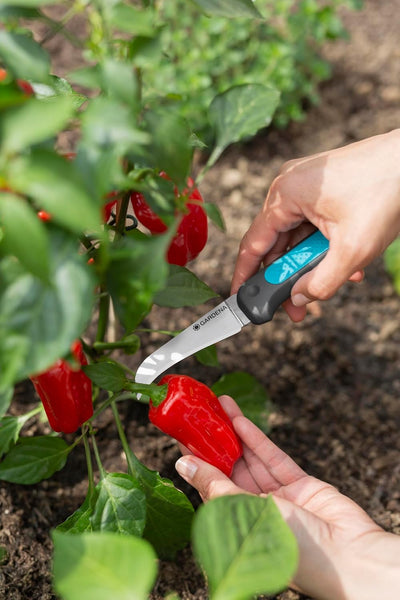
[175,456,244,501]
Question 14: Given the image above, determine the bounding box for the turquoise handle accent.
[264,230,329,285]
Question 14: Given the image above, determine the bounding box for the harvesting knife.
[135,230,329,385]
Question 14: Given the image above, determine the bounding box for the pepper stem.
[124,381,168,407]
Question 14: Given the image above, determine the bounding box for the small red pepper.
[148,374,242,476]
[30,340,93,434]
[131,176,208,266]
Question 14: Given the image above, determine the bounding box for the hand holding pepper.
[148,374,242,476]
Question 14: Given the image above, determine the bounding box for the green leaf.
[0,227,95,388]
[0,412,34,459]
[32,75,86,109]
[108,3,156,36]
[0,387,13,419]
[0,192,50,281]
[90,473,146,537]
[9,150,101,234]
[154,265,218,307]
[3,0,63,5]
[190,0,262,18]
[0,30,50,82]
[0,436,70,484]
[0,96,75,155]
[204,202,226,231]
[57,490,99,534]
[384,238,400,294]
[101,58,140,109]
[129,453,194,559]
[83,362,127,393]
[207,84,280,168]
[53,531,157,600]
[192,494,298,599]
[107,232,170,331]
[0,545,6,564]
[144,107,193,188]
[212,371,272,433]
[196,344,219,367]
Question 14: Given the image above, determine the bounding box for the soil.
[2,1,400,599]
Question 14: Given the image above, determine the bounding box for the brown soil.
[2,1,400,598]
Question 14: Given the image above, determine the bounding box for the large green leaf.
[0,412,35,459]
[144,107,193,188]
[53,531,157,600]
[212,371,272,433]
[0,96,75,155]
[206,84,280,169]
[57,490,99,535]
[0,227,95,388]
[0,192,50,281]
[154,265,218,307]
[90,473,146,537]
[129,453,194,559]
[0,436,70,484]
[108,4,156,37]
[106,232,170,331]
[0,30,50,82]
[192,494,298,600]
[190,0,262,18]
[9,150,101,234]
[0,387,13,419]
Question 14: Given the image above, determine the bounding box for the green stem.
[95,289,110,343]
[90,431,106,479]
[93,339,136,352]
[83,431,95,497]
[114,191,131,238]
[110,400,138,477]
[124,381,168,407]
[19,405,42,424]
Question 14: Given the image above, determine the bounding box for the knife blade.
[135,229,329,385]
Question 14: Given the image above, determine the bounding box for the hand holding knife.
[136,230,329,385]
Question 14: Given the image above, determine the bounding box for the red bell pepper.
[131,176,208,266]
[148,374,242,476]
[30,341,93,434]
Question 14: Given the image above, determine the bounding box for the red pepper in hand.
[131,177,208,266]
[148,374,242,476]
[30,341,93,434]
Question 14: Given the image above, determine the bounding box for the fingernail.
[292,293,310,307]
[175,457,198,481]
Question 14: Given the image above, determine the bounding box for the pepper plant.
[0,0,359,598]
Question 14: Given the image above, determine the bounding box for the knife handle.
[237,230,329,324]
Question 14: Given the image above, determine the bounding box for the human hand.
[231,129,400,321]
[176,396,400,600]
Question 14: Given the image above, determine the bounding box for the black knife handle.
[236,230,329,325]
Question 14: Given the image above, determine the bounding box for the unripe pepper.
[131,175,208,266]
[30,341,93,434]
[148,374,242,476]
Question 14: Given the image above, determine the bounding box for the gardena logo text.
[193,305,228,331]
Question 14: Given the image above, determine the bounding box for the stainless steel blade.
[135,295,250,385]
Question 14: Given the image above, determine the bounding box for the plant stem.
[83,431,95,497]
[114,191,131,238]
[90,430,106,479]
[110,400,138,477]
[95,289,110,343]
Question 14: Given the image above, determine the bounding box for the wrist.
[337,530,400,600]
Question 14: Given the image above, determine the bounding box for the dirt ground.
[2,0,400,598]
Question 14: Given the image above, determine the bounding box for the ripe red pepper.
[131,176,208,266]
[30,341,93,434]
[148,374,242,476]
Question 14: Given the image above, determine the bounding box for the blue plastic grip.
[264,230,329,285]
